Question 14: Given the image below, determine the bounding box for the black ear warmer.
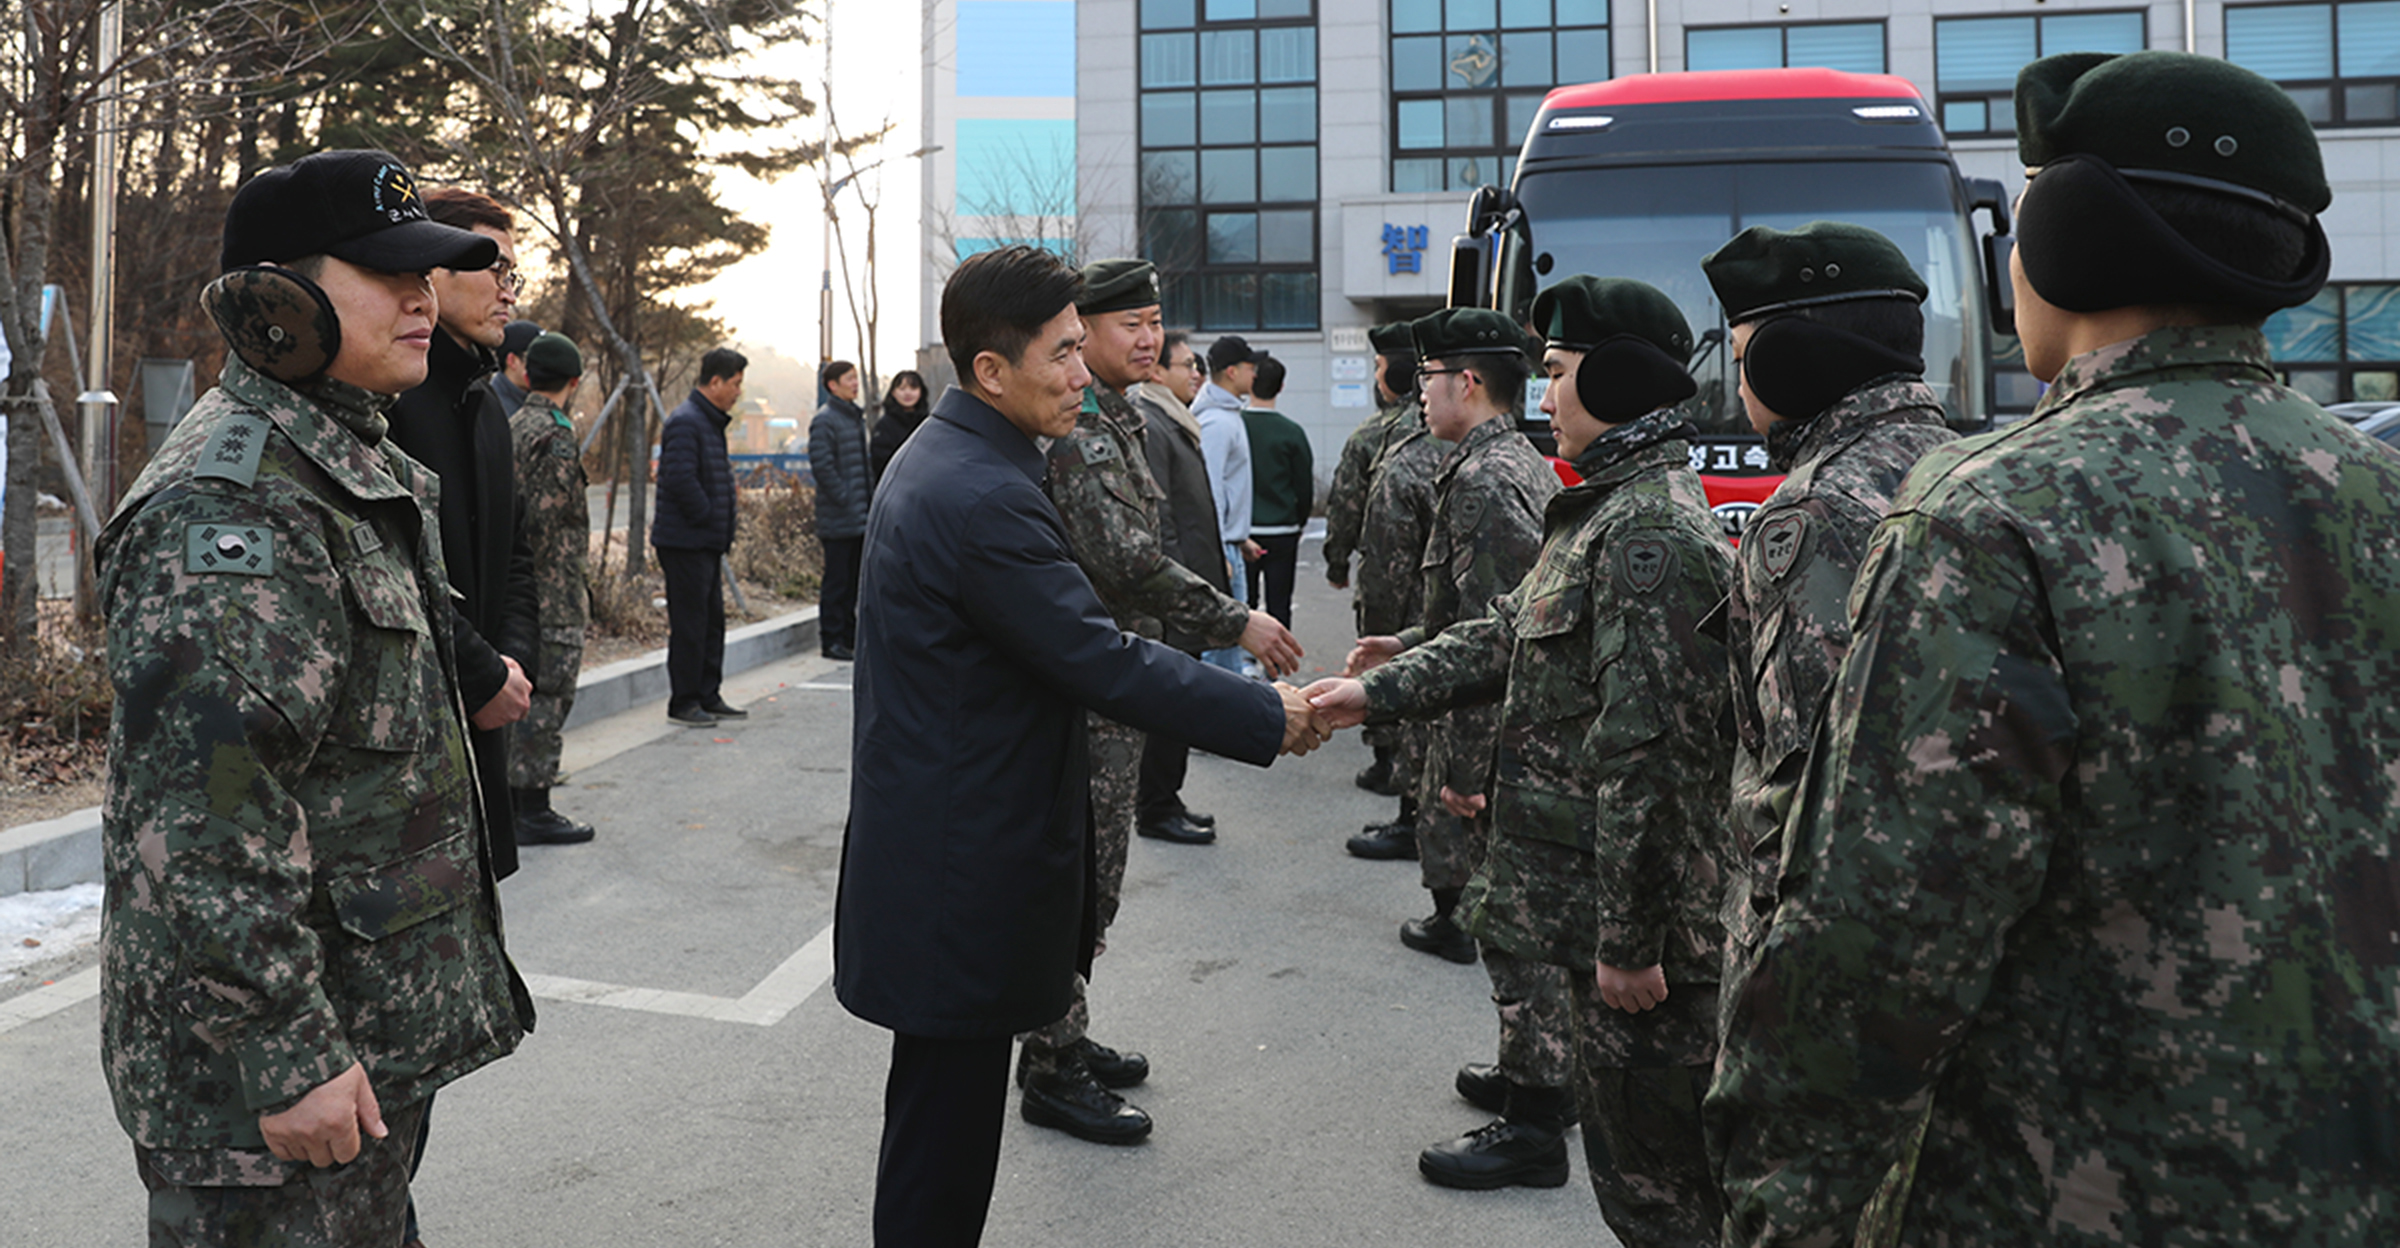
[201,266,343,387]
[1578,334,1698,423]
[2016,153,2331,314]
[1744,317,1923,424]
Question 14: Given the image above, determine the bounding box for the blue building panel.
[953,118,1077,219]
[957,1,1077,98]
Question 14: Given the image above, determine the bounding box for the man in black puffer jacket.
[652,347,748,726]
[809,359,871,660]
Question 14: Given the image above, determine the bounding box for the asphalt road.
[0,542,1617,1246]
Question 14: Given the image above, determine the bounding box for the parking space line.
[523,921,836,1027]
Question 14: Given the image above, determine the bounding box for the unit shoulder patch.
[1756,512,1809,581]
[192,412,271,487]
[185,523,276,576]
[1619,536,1674,595]
[1078,435,1119,466]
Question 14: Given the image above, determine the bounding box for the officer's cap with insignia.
[526,332,584,381]
[1076,259,1164,315]
[221,150,498,274]
[1408,307,1526,363]
[1529,277,1698,424]
[1702,222,1927,325]
[2013,50,2331,313]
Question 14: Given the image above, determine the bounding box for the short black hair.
[287,254,328,280]
[1161,330,1191,362]
[528,363,579,391]
[699,347,748,385]
[1252,355,1286,401]
[822,359,857,388]
[1445,350,1529,412]
[1786,297,1925,359]
[424,187,513,236]
[942,245,1084,382]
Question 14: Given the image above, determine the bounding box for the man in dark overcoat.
[834,245,1326,1247]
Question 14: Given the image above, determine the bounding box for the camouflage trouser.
[1416,726,1480,891]
[1568,977,1724,1248]
[1393,720,1426,812]
[1017,714,1143,1059]
[1484,946,1575,1088]
[506,636,584,789]
[137,1098,428,1247]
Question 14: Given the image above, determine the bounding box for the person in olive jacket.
[651,347,747,726]
[809,359,871,660]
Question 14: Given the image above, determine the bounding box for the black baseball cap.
[501,319,544,359]
[220,149,499,275]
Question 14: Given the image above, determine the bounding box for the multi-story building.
[921,0,2400,471]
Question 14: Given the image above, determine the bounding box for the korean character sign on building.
[1383,224,1430,275]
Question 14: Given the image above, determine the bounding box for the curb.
[0,606,820,900]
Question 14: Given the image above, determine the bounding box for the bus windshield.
[1501,159,1987,435]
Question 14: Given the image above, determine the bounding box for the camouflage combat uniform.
[1721,379,1954,980]
[1322,397,1408,588]
[507,392,591,789]
[1333,400,1446,785]
[1709,326,2400,1247]
[1385,415,1572,1093]
[1020,381,1250,1064]
[1365,408,1734,1248]
[96,358,529,1230]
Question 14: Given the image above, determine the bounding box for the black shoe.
[822,642,855,661]
[667,704,717,727]
[1455,1065,1578,1126]
[1346,821,1418,860]
[515,809,596,846]
[1138,815,1216,845]
[1355,757,1402,796]
[1074,1036,1149,1088]
[1418,1117,1571,1190]
[1400,913,1478,964]
[700,698,748,718]
[1176,808,1217,829]
[1020,1060,1153,1145]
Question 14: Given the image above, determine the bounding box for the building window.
[1933,12,2145,137]
[2227,1,2400,125]
[1685,22,1884,75]
[1388,0,1609,193]
[1141,0,1319,330]
[2267,283,2400,402]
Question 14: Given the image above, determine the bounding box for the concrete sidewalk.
[0,607,820,899]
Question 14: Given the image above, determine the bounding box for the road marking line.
[522,922,836,1027]
[0,966,101,1036]
[1,926,840,1037]
[792,682,853,691]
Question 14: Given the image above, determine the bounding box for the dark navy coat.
[651,389,736,552]
[834,386,1284,1037]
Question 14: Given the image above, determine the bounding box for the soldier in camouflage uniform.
[1324,323,1422,802]
[1344,332,1454,861]
[1332,308,1585,1195]
[98,150,530,1245]
[1016,259,1303,1146]
[1709,52,2400,1247]
[507,332,598,846]
[1699,222,1957,993]
[1313,281,1734,1244]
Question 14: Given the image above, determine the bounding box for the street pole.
[77,0,124,612]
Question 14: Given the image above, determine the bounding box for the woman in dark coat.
[866,369,929,487]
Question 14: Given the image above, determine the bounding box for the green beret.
[525,331,583,379]
[1368,321,1415,354]
[2017,50,2328,215]
[1409,307,1527,362]
[1529,276,1694,364]
[1075,259,1163,315]
[1702,221,1927,324]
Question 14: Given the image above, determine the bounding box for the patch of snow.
[0,882,104,981]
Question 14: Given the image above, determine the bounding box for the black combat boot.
[1354,744,1399,795]
[1417,1081,1572,1190]
[1456,1064,1578,1126]
[512,786,596,845]
[1019,1046,1153,1145]
[1400,888,1477,963]
[1071,1036,1149,1088]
